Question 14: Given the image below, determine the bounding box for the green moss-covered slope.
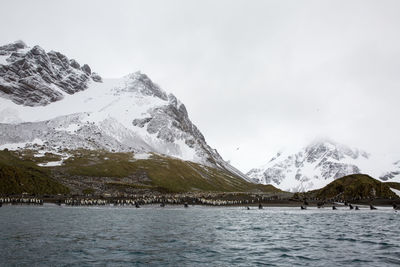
[385,182,400,191]
[1,149,280,195]
[57,150,280,193]
[0,150,70,195]
[308,174,398,200]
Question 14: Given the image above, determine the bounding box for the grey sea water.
[0,205,399,266]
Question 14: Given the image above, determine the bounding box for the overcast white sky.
[2,0,400,172]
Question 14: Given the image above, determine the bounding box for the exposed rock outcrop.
[0,41,102,106]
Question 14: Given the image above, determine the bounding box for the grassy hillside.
[307,174,398,200]
[385,182,400,191]
[57,150,280,193]
[1,149,281,195]
[0,150,70,195]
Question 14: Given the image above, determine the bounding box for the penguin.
[332,205,337,210]
[349,204,354,210]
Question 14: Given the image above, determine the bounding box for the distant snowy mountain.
[0,41,249,182]
[247,139,400,192]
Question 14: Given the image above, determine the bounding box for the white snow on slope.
[0,138,44,150]
[0,55,9,65]
[37,152,71,167]
[0,78,123,123]
[133,153,151,160]
[37,161,63,167]
[390,188,400,197]
[0,73,207,165]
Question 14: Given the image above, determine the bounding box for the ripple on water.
[0,205,400,266]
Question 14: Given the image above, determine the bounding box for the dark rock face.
[69,59,80,69]
[126,73,207,156]
[81,64,91,75]
[380,171,400,181]
[140,95,206,146]
[130,76,208,153]
[0,41,102,106]
[0,40,27,55]
[91,72,102,82]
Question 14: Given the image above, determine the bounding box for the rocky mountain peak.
[0,41,102,106]
[0,40,27,55]
[306,139,362,162]
[121,71,168,101]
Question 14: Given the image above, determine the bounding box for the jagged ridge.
[0,40,101,106]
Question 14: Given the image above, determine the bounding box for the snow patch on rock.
[134,153,151,160]
[390,188,400,197]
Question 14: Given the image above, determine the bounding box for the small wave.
[336,237,358,242]
[296,255,318,261]
[279,253,293,258]
[377,256,400,265]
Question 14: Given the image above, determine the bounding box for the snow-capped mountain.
[0,41,249,181]
[247,139,400,192]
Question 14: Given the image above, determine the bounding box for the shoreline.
[2,192,399,208]
[1,200,399,208]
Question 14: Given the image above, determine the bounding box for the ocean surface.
[1,204,400,266]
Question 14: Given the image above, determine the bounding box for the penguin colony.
[0,197,43,205]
